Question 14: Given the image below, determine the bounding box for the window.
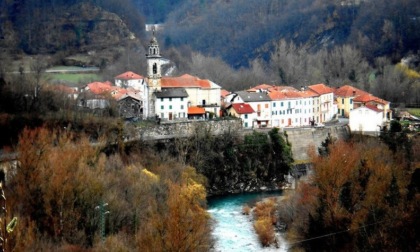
[245,114,248,119]
[169,105,172,110]
[273,102,276,107]
[245,122,248,127]
[153,63,157,74]
[181,97,184,101]
[181,105,184,109]
[169,98,172,101]
[350,99,353,104]
[161,105,164,110]
[281,102,284,107]
[161,98,164,102]
[342,98,344,104]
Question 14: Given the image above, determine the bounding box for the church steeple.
[145,31,162,119]
[146,31,162,79]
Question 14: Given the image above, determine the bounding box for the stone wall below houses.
[283,125,351,162]
[136,119,243,141]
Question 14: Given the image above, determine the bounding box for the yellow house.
[334,85,369,118]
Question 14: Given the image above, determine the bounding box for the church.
[137,35,222,120]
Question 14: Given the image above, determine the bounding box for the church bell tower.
[145,32,162,118]
[146,33,162,92]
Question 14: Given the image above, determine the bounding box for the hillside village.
[72,35,393,135]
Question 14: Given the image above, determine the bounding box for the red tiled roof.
[221,89,230,98]
[353,93,389,104]
[300,89,319,98]
[188,106,206,115]
[268,90,287,100]
[87,81,114,95]
[308,83,334,95]
[161,74,211,89]
[231,103,254,114]
[365,104,383,113]
[52,85,78,94]
[115,71,143,80]
[334,85,368,97]
[248,84,276,92]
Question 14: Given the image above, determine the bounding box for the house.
[115,71,145,90]
[78,81,116,109]
[118,92,143,119]
[226,103,256,128]
[154,88,189,121]
[229,91,271,127]
[161,74,222,117]
[269,86,316,128]
[349,105,384,135]
[308,84,335,123]
[334,85,369,117]
[188,106,206,120]
[334,84,392,121]
[353,93,392,121]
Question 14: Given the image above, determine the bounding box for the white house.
[154,88,189,121]
[308,84,335,123]
[160,74,221,117]
[226,103,256,128]
[349,105,384,135]
[269,86,316,128]
[229,91,272,127]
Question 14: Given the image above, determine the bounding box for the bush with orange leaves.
[253,198,277,246]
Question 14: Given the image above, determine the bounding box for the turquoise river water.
[207,191,289,252]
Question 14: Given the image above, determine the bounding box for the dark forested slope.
[164,0,420,67]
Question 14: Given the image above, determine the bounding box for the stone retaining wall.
[284,125,351,161]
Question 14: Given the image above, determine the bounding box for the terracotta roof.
[161,74,212,89]
[353,93,389,104]
[221,89,230,98]
[364,104,383,113]
[52,85,78,94]
[247,84,276,92]
[334,85,368,97]
[308,83,334,95]
[188,106,206,115]
[117,92,142,101]
[231,103,255,114]
[86,81,115,95]
[115,71,143,80]
[268,90,288,100]
[300,89,319,98]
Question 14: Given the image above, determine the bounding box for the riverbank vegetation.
[252,198,278,247]
[276,125,419,251]
[3,126,212,251]
[160,127,293,195]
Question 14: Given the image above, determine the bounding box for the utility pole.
[95,201,110,242]
[0,183,6,252]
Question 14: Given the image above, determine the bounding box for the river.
[208,191,289,252]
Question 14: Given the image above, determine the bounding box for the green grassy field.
[46,73,101,87]
[407,108,420,117]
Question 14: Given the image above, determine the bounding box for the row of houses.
[223,83,392,134]
[70,34,391,134]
